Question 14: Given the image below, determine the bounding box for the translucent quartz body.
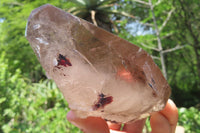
[26,4,171,123]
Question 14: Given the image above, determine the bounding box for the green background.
[0,0,200,132]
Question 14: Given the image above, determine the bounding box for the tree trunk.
[193,47,200,80]
[149,0,167,79]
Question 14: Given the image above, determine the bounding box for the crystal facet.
[26,4,171,123]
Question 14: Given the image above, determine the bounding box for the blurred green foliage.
[178,107,200,133]
[0,0,200,132]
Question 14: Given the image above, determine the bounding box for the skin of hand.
[67,99,178,133]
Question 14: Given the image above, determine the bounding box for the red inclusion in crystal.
[57,54,72,67]
[93,93,113,110]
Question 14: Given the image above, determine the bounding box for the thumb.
[67,111,110,133]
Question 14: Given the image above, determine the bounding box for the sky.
[126,20,154,36]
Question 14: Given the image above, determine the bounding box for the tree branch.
[6,2,23,6]
[159,8,175,32]
[133,0,149,6]
[91,10,98,26]
[110,20,119,33]
[141,22,153,27]
[162,45,186,54]
[154,0,163,7]
[140,43,160,51]
[147,33,173,42]
[161,33,173,39]
[151,55,160,60]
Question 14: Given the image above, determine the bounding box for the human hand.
[67,99,178,133]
